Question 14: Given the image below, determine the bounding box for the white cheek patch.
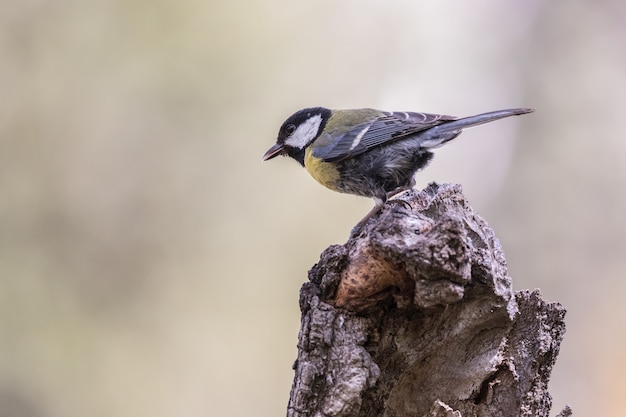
[285,114,323,149]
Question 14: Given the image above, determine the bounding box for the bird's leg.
[350,182,416,237]
[350,202,384,237]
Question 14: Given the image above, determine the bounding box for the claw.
[386,198,412,211]
[384,183,415,211]
[350,183,416,237]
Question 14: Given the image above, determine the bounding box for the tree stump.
[287,183,569,417]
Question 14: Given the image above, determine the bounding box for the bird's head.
[262,107,331,166]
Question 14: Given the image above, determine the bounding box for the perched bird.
[263,106,533,207]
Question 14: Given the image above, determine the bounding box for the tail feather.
[420,108,534,148]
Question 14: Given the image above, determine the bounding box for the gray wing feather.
[314,111,455,162]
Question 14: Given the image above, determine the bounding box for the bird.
[262,106,533,219]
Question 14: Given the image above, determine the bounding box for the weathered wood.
[287,183,568,417]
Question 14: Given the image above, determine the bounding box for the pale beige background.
[1,1,625,416]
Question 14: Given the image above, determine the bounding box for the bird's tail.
[420,108,534,148]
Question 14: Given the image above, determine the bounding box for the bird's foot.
[385,186,414,210]
[349,188,415,237]
[350,204,383,237]
[385,197,413,211]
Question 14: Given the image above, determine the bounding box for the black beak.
[262,143,285,161]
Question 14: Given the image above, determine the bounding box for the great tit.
[263,107,533,205]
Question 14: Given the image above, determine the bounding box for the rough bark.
[287,183,568,417]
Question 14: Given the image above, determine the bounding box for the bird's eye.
[285,124,296,135]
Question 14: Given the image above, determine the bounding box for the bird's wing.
[312,111,456,162]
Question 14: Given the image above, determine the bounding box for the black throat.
[288,148,306,166]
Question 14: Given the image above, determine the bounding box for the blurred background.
[1,0,625,416]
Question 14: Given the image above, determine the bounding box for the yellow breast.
[304,147,341,192]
